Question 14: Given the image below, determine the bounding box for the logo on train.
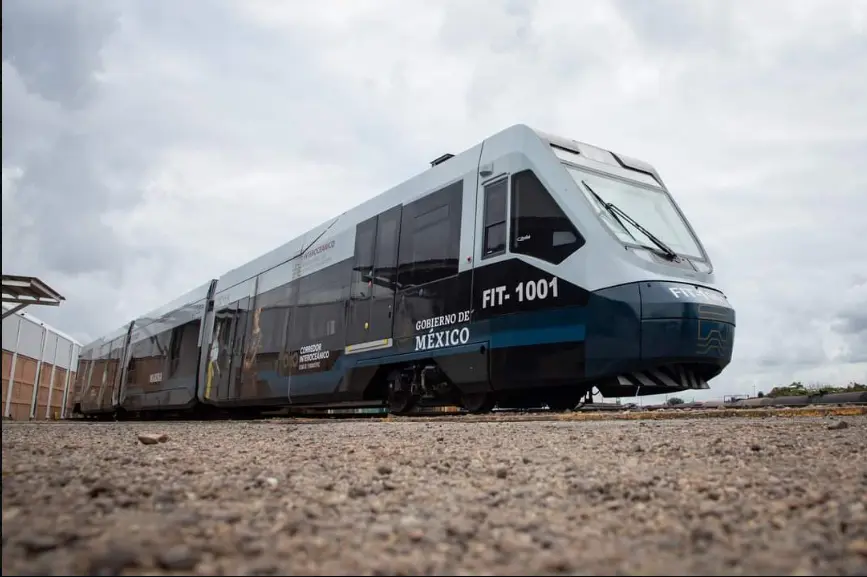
[414,310,472,351]
[298,342,330,371]
[303,239,336,261]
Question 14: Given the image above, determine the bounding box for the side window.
[153,331,171,362]
[351,218,377,300]
[293,262,348,350]
[168,325,183,375]
[410,205,451,285]
[397,180,463,288]
[372,207,401,298]
[482,179,507,258]
[126,337,150,386]
[510,170,585,264]
[255,285,289,355]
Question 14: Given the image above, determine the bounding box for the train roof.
[213,124,495,292]
[215,123,664,292]
[81,123,663,349]
[133,280,214,329]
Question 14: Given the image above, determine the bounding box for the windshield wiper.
[581,180,680,261]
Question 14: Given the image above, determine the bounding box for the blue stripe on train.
[280,306,589,397]
[225,306,591,400]
[487,306,587,348]
[490,323,585,348]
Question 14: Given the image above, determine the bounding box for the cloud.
[1,0,119,108]
[2,0,865,399]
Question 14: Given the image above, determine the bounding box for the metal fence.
[2,305,80,420]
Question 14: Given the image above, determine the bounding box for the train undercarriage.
[72,361,601,421]
[384,361,594,415]
[72,354,718,421]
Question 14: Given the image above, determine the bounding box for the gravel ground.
[3,415,866,576]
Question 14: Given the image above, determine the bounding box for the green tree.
[767,381,808,397]
[766,381,866,397]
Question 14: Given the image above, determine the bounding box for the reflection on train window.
[351,221,376,299]
[412,205,449,263]
[168,325,183,375]
[397,180,463,288]
[289,260,352,350]
[510,170,585,265]
[255,283,296,355]
[372,208,401,298]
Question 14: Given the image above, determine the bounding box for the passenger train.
[72,124,736,418]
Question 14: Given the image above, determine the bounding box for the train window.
[256,276,300,354]
[351,218,377,299]
[307,304,341,341]
[291,261,350,350]
[153,331,172,363]
[483,179,508,258]
[398,180,463,288]
[510,170,585,265]
[125,334,158,390]
[168,325,183,375]
[411,207,450,278]
[255,284,293,355]
[372,207,401,298]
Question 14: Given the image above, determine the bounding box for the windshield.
[564,165,704,260]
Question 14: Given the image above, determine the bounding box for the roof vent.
[430,153,454,167]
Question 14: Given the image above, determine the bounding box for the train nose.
[639,281,736,377]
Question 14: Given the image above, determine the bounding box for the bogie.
[460,392,497,414]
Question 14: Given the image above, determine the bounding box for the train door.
[227,296,252,400]
[475,169,511,269]
[212,301,239,402]
[93,341,111,410]
[196,281,219,403]
[346,206,402,347]
[114,322,135,407]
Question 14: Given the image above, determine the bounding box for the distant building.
[2,304,80,420]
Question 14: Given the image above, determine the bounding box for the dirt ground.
[2,415,866,576]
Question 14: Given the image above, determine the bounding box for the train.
[72,124,736,419]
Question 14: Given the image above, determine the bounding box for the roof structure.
[1,303,82,345]
[1,274,66,319]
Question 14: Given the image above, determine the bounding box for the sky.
[2,0,866,401]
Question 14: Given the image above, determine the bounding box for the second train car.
[73,124,736,418]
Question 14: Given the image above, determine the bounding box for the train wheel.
[460,392,496,414]
[546,386,591,412]
[546,398,578,412]
[388,390,419,415]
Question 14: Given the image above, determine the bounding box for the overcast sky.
[3,0,865,400]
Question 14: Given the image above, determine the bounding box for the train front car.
[477,126,735,409]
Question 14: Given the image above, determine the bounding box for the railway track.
[50,402,867,426]
[59,388,867,424]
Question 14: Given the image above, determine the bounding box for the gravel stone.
[2,416,866,575]
[17,533,60,554]
[137,433,169,445]
[157,544,199,571]
[86,542,142,576]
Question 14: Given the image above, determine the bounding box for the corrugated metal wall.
[2,307,80,420]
